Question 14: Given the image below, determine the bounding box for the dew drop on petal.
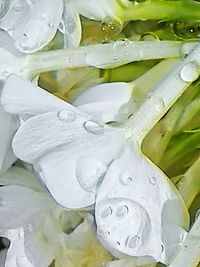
[101,207,113,218]
[149,176,156,185]
[116,205,129,219]
[76,156,107,193]
[83,120,104,134]
[126,235,141,249]
[57,110,76,122]
[180,62,199,82]
[12,4,23,12]
[119,172,133,185]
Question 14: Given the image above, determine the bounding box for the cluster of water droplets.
[97,198,151,256]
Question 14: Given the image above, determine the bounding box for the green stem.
[27,41,196,78]
[124,43,200,144]
[173,156,200,208]
[119,0,200,22]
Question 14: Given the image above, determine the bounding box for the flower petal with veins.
[74,82,133,123]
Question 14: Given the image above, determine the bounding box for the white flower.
[0,0,63,53]
[95,141,189,265]
[0,166,111,267]
[2,41,200,265]
[1,74,132,209]
[60,0,128,47]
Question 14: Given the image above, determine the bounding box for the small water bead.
[57,110,76,122]
[126,235,141,249]
[119,172,133,185]
[12,4,23,12]
[48,22,54,28]
[116,205,129,219]
[180,62,199,83]
[101,207,113,218]
[83,120,104,134]
[149,176,156,185]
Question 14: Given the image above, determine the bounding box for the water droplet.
[101,207,113,218]
[119,172,133,185]
[113,56,118,61]
[180,62,199,82]
[18,228,24,240]
[48,22,54,28]
[68,57,73,62]
[76,156,107,193]
[83,120,104,134]
[149,176,156,185]
[17,34,30,49]
[126,235,141,249]
[13,4,23,12]
[57,110,76,122]
[116,205,129,219]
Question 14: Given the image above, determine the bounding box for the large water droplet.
[119,172,133,185]
[83,120,104,134]
[76,156,107,193]
[57,110,76,122]
[180,62,199,82]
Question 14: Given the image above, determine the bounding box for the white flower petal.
[95,141,189,263]
[35,125,124,209]
[74,82,133,122]
[1,75,76,118]
[0,166,44,192]
[59,6,82,48]
[0,0,63,53]
[67,0,118,21]
[0,105,19,173]
[0,185,50,230]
